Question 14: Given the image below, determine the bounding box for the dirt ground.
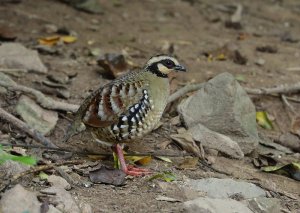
[1,0,300,212]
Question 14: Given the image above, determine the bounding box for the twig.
[54,166,79,186]
[0,160,84,192]
[167,82,300,104]
[245,82,300,95]
[168,83,205,103]
[0,68,28,77]
[0,108,57,148]
[0,142,192,157]
[0,80,79,113]
[281,95,297,117]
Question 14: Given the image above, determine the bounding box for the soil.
[0,0,300,212]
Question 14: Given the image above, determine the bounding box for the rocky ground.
[0,0,300,212]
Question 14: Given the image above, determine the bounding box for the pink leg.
[113,144,152,176]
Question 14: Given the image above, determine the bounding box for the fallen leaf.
[61,36,77,43]
[148,172,176,182]
[256,45,278,53]
[262,163,300,181]
[89,166,126,186]
[39,171,49,180]
[291,116,300,137]
[216,53,226,61]
[155,156,172,163]
[170,133,201,156]
[0,146,37,166]
[176,157,199,170]
[256,111,273,130]
[125,156,152,165]
[97,53,130,79]
[38,35,77,46]
[87,155,106,161]
[38,36,61,46]
[235,74,247,83]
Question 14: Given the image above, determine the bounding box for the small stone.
[75,0,103,14]
[48,175,71,190]
[184,197,252,213]
[16,95,58,135]
[186,178,266,199]
[40,186,80,213]
[44,24,58,34]
[0,43,48,73]
[0,184,40,213]
[255,58,265,66]
[246,197,281,213]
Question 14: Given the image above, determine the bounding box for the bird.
[64,55,186,176]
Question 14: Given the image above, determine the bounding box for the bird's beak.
[173,65,186,72]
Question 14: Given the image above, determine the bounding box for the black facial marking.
[147,63,168,78]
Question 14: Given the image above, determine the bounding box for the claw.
[113,144,152,176]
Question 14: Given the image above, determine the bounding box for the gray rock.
[189,123,244,159]
[40,186,80,213]
[246,197,281,213]
[0,160,30,179]
[75,0,103,14]
[0,72,16,94]
[183,197,252,213]
[0,184,40,213]
[48,175,71,190]
[16,95,58,135]
[178,72,258,154]
[186,178,266,199]
[0,43,48,73]
[48,205,63,213]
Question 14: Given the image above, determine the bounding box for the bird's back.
[81,70,169,144]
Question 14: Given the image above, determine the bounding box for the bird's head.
[145,55,186,78]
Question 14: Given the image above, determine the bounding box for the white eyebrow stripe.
[146,56,179,66]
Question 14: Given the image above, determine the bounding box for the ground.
[0,0,300,212]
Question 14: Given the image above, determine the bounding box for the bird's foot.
[124,165,152,176]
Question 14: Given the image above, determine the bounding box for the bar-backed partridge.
[66,55,186,176]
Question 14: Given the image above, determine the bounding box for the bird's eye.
[164,60,174,68]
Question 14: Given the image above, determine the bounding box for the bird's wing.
[81,75,150,128]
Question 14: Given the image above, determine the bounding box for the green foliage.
[148,171,176,182]
[0,145,37,166]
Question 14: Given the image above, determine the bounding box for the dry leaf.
[89,166,126,186]
[61,36,77,43]
[170,132,201,156]
[97,53,129,78]
[38,35,77,46]
[262,163,300,181]
[125,156,152,165]
[291,116,300,137]
[176,157,199,170]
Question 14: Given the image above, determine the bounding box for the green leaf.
[262,162,300,181]
[256,111,273,130]
[0,148,36,166]
[39,171,49,180]
[9,155,37,165]
[148,172,176,182]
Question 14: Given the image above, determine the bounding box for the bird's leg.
[112,144,152,176]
